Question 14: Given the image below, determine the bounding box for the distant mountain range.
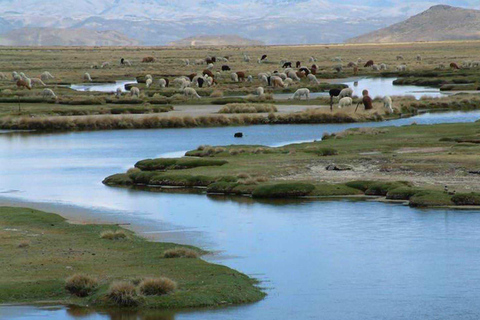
[348,5,480,43]
[0,28,140,46]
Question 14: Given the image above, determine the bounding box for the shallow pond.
[1,110,480,320]
[273,77,446,100]
[69,80,137,93]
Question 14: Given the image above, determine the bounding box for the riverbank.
[103,121,480,207]
[0,206,265,308]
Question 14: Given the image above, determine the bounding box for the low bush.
[102,173,133,186]
[163,247,199,258]
[100,230,128,240]
[138,278,177,296]
[65,274,98,297]
[386,187,421,200]
[451,193,480,206]
[345,181,375,192]
[409,191,453,207]
[106,281,139,307]
[252,183,315,198]
[134,158,228,171]
[365,182,409,196]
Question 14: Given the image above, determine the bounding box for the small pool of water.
[272,77,447,100]
[69,80,137,93]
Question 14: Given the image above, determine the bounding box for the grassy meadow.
[1,41,480,130]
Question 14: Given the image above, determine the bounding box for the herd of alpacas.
[5,52,467,112]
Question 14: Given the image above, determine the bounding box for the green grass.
[252,183,316,198]
[135,158,228,171]
[0,207,265,308]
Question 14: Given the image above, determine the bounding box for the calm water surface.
[1,111,480,320]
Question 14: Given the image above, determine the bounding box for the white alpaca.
[130,87,140,98]
[396,65,407,71]
[207,63,214,70]
[287,71,300,81]
[247,75,253,82]
[145,74,153,81]
[338,88,353,99]
[146,78,153,88]
[380,63,387,70]
[42,88,56,99]
[307,74,319,84]
[256,87,264,96]
[184,87,201,99]
[372,64,380,71]
[84,72,92,82]
[123,59,132,66]
[194,59,204,65]
[31,78,46,87]
[101,62,110,69]
[292,88,310,100]
[180,79,191,89]
[276,72,287,80]
[0,72,6,80]
[115,88,122,98]
[40,71,54,81]
[338,97,352,108]
[243,54,250,62]
[383,96,393,113]
[396,55,404,61]
[309,56,317,62]
[258,72,268,80]
[231,73,239,82]
[158,79,167,88]
[284,78,294,87]
[260,75,269,86]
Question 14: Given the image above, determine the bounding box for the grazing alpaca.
[231,72,239,82]
[31,78,46,87]
[295,61,301,68]
[271,76,285,88]
[296,71,306,79]
[222,65,231,71]
[130,87,140,97]
[338,97,352,108]
[16,80,31,90]
[142,56,155,63]
[203,69,215,78]
[450,62,460,70]
[299,67,310,75]
[338,88,353,99]
[187,73,197,81]
[282,62,292,68]
[84,72,92,82]
[364,60,374,67]
[307,74,319,84]
[396,55,404,61]
[197,77,205,88]
[247,75,253,82]
[42,88,56,99]
[158,79,168,88]
[146,78,153,88]
[383,96,393,113]
[291,88,310,100]
[40,71,54,81]
[355,90,373,112]
[236,71,246,81]
[261,54,267,61]
[311,64,318,75]
[256,87,264,96]
[329,88,342,110]
[184,87,201,99]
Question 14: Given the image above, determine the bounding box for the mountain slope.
[348,5,480,44]
[0,28,140,46]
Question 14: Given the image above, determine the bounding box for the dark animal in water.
[282,62,292,68]
[234,132,243,138]
[296,61,301,68]
[142,56,155,63]
[450,62,460,70]
[236,71,246,81]
[261,55,267,61]
[329,88,342,110]
[197,77,205,88]
[187,73,197,81]
[299,67,310,76]
[222,65,231,71]
[364,60,374,67]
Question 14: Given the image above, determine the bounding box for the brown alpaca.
[202,69,214,78]
[296,61,301,68]
[16,80,31,90]
[187,73,197,81]
[364,60,374,67]
[353,66,359,75]
[356,89,372,112]
[311,64,317,75]
[450,62,460,70]
[236,71,246,81]
[142,56,155,63]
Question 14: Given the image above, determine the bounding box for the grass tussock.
[219,103,278,114]
[106,281,139,307]
[163,247,200,259]
[252,183,316,198]
[65,274,98,297]
[100,230,128,240]
[138,278,177,296]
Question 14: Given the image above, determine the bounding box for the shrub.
[305,147,338,156]
[365,182,407,196]
[163,247,199,258]
[134,158,228,171]
[219,103,278,114]
[451,193,480,206]
[102,173,133,186]
[106,281,139,307]
[100,230,128,240]
[252,183,315,198]
[138,277,177,296]
[345,181,375,192]
[409,191,453,207]
[65,274,98,297]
